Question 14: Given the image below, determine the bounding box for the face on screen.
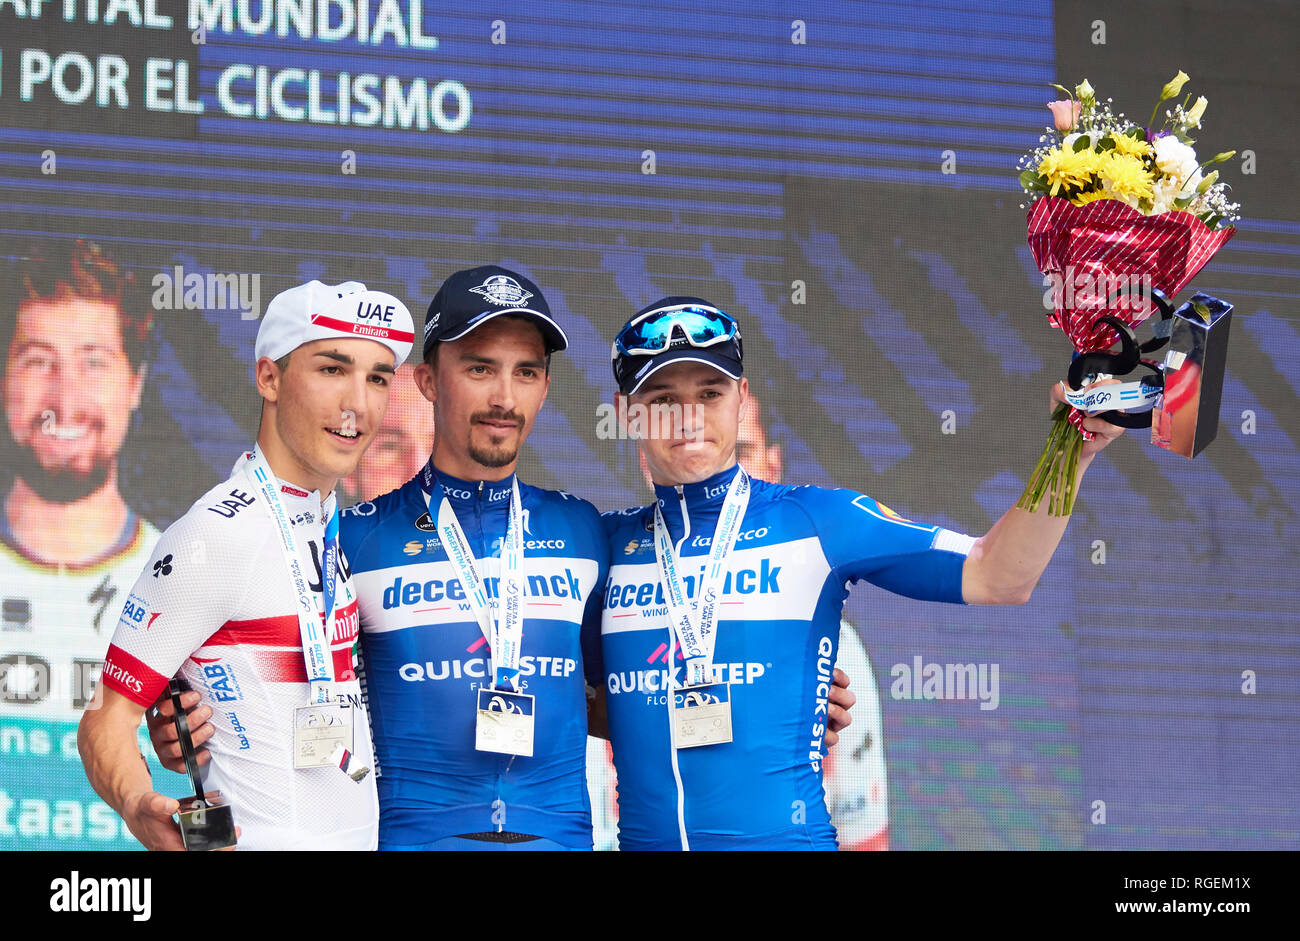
[734,394,782,483]
[416,317,550,477]
[344,363,435,501]
[3,294,143,503]
[626,362,747,486]
[267,337,396,490]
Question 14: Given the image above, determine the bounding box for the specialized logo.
[469,274,532,307]
[151,554,174,578]
[1,597,32,632]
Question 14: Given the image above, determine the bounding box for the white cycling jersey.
[100,466,378,850]
[0,507,160,720]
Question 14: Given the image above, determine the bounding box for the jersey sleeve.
[794,487,975,605]
[577,501,610,688]
[100,511,252,707]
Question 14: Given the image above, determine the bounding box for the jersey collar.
[419,458,517,509]
[653,463,743,535]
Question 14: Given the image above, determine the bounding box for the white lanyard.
[237,447,338,704]
[653,467,750,687]
[421,466,527,692]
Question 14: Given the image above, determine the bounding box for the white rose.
[1152,136,1199,185]
[1151,177,1181,214]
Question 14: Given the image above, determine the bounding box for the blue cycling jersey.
[600,464,975,851]
[340,463,608,850]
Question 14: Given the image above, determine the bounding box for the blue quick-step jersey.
[601,464,976,851]
[340,465,608,850]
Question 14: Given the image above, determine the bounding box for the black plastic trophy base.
[177,794,237,851]
[169,677,238,851]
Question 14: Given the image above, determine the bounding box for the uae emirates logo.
[469,275,532,307]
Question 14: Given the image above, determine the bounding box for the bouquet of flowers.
[1015,72,1240,515]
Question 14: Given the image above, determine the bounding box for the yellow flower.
[1109,133,1152,159]
[1098,152,1155,204]
[1160,71,1190,101]
[1037,147,1099,197]
[1069,190,1112,207]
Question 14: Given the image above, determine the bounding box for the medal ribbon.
[238,447,339,704]
[421,464,527,692]
[653,467,750,688]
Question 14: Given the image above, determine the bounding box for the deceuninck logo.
[50,871,151,921]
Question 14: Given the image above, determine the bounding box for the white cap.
[255,280,415,366]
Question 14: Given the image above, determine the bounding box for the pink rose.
[1048,99,1082,131]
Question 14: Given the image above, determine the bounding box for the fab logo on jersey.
[194,660,243,703]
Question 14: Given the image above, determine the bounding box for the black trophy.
[1068,286,1233,459]
[169,678,237,851]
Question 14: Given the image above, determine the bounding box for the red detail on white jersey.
[206,614,300,648]
[281,484,310,497]
[101,469,377,849]
[101,644,167,707]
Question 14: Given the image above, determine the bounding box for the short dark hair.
[0,238,153,371]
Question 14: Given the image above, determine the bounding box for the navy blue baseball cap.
[612,296,744,395]
[422,265,568,360]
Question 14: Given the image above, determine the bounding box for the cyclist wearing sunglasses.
[600,296,1124,850]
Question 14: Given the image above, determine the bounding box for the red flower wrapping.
[1027,196,1235,437]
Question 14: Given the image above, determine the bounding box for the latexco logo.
[50,871,151,921]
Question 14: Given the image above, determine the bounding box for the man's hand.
[147,689,215,775]
[1051,378,1127,459]
[825,668,856,749]
[121,790,185,851]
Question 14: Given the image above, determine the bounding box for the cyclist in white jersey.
[77,280,413,850]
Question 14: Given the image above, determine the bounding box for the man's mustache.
[471,410,524,427]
